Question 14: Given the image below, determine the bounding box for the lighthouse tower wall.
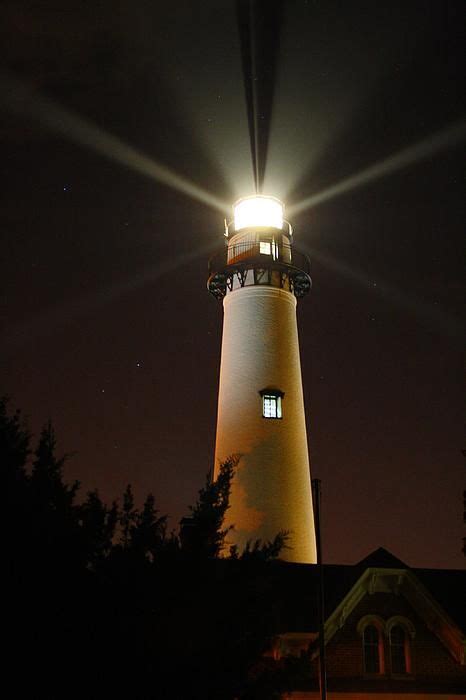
[214,284,317,563]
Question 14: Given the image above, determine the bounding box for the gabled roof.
[269,548,466,665]
[414,568,466,633]
[355,546,408,569]
[324,565,465,664]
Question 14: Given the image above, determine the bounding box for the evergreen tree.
[130,492,167,560]
[184,454,240,558]
[238,531,290,562]
[79,489,118,567]
[1,396,30,487]
[30,420,79,508]
[2,399,294,699]
[29,420,80,565]
[3,397,31,575]
[119,483,138,548]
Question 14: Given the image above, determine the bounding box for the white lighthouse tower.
[208,195,317,564]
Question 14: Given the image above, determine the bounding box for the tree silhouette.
[2,397,293,699]
[28,420,80,567]
[79,489,118,568]
[237,530,290,561]
[30,420,79,507]
[119,483,138,548]
[0,396,30,480]
[3,396,32,597]
[130,493,167,560]
[184,454,239,558]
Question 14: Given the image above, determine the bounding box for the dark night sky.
[1,1,464,568]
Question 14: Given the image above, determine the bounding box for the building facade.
[271,549,466,698]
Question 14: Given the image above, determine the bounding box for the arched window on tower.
[363,625,382,674]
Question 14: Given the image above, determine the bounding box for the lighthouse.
[208,195,317,564]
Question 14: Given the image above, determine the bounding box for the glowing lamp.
[234,195,283,231]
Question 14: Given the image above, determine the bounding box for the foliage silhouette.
[79,489,118,567]
[1,396,30,480]
[3,397,300,699]
[183,454,239,558]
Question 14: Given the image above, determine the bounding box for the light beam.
[1,242,218,357]
[301,245,464,338]
[0,73,228,214]
[289,120,466,216]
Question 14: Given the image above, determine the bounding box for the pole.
[312,478,327,700]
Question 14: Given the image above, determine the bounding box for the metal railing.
[208,241,311,277]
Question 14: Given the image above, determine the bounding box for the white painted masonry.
[213,284,316,563]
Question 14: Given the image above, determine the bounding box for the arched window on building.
[357,615,386,675]
[390,625,406,673]
[363,625,382,674]
[387,617,414,675]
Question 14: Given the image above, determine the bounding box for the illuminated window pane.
[390,626,407,674]
[363,625,380,674]
[262,394,282,419]
[260,241,271,255]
